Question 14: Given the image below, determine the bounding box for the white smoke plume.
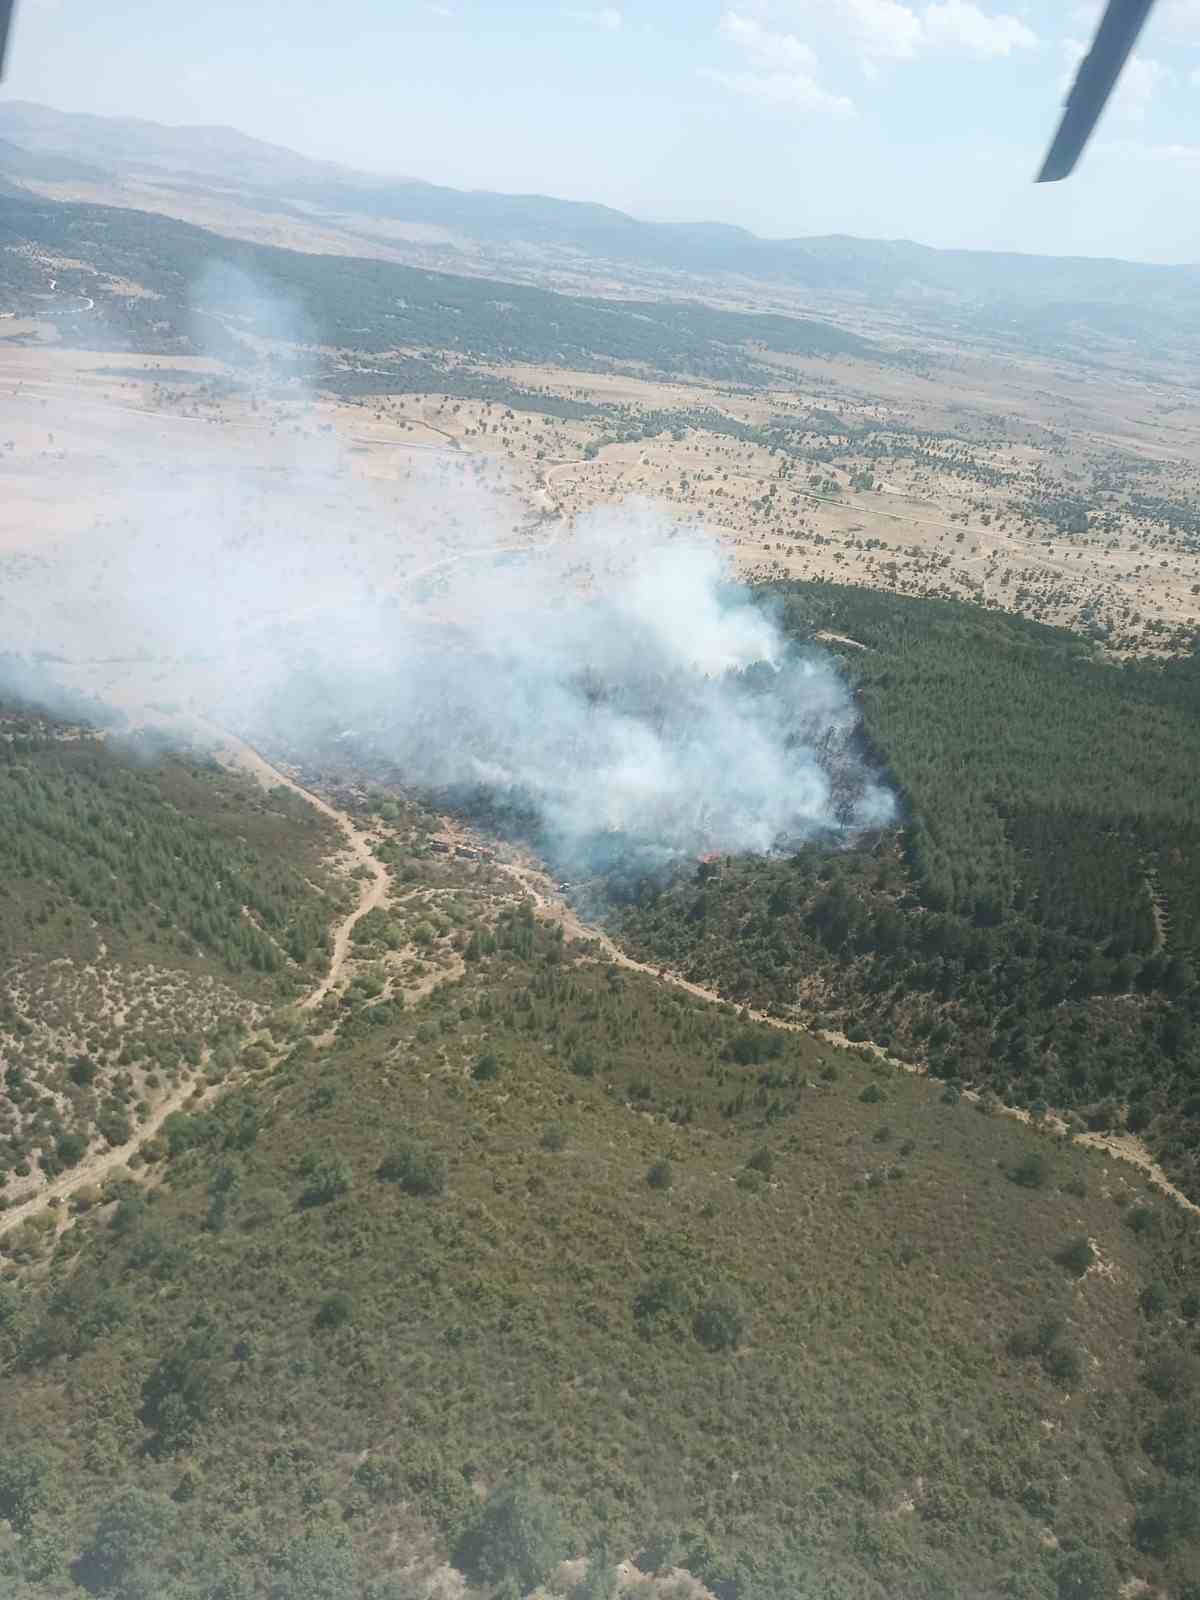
[0,270,894,868]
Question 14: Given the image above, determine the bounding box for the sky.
[5,0,1200,261]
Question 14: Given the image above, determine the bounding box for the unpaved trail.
[537,453,598,515]
[0,1070,215,1238]
[0,729,391,1238]
[497,855,1200,1219]
[207,730,390,1011]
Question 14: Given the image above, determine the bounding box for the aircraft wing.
[1037,0,1158,182]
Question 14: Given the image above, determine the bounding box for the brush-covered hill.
[0,194,891,382]
[0,710,348,1215]
[1,762,1199,1600]
[607,583,1200,1207]
[5,101,1200,371]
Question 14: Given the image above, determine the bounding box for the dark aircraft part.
[0,0,13,77]
[1037,0,1157,182]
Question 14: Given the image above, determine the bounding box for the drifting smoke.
[0,270,893,866]
[262,508,895,867]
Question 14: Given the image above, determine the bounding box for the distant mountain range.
[2,98,1200,371]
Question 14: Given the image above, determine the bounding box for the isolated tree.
[1009,1152,1051,1189]
[693,1291,745,1352]
[270,1531,357,1600]
[299,1156,351,1208]
[453,1478,568,1594]
[315,1292,353,1330]
[377,1141,446,1196]
[1055,1235,1095,1277]
[1055,1545,1112,1600]
[77,1486,177,1593]
[0,1448,56,1534]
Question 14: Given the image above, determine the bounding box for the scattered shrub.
[1055,1545,1112,1600]
[1139,1280,1170,1318]
[1042,1343,1084,1386]
[693,1292,745,1352]
[1141,1350,1197,1401]
[1055,1235,1095,1277]
[315,1292,353,1330]
[1124,1204,1157,1235]
[1009,1152,1051,1189]
[1133,1483,1200,1556]
[452,1478,568,1593]
[69,1055,97,1086]
[377,1142,447,1197]
[0,1447,56,1534]
[77,1487,178,1593]
[299,1157,352,1208]
[54,1131,87,1168]
[270,1530,358,1600]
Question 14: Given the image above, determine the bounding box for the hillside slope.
[610,584,1200,1206]
[5,101,1200,367]
[0,194,892,379]
[1,773,1198,1600]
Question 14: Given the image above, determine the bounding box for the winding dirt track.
[0,731,390,1238]
[5,757,1195,1240]
[212,732,389,1011]
[0,1067,220,1238]
[497,855,1200,1219]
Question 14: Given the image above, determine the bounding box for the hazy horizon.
[4,1,1200,266]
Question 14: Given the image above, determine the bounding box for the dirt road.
[496,854,1200,1219]
[6,771,1195,1238]
[210,731,389,1011]
[0,729,390,1237]
[0,1066,218,1238]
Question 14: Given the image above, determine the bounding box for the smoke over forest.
[259,510,896,868]
[0,274,893,868]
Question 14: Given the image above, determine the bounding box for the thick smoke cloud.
[0,270,893,866]
[270,507,895,865]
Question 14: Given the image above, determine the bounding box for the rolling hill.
[1,721,1198,1600]
[4,100,1200,369]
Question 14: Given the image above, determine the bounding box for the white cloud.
[567,6,622,28]
[707,11,856,115]
[922,0,1037,56]
[707,0,1036,121]
[819,0,924,61]
[719,10,820,72]
[741,0,1037,67]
